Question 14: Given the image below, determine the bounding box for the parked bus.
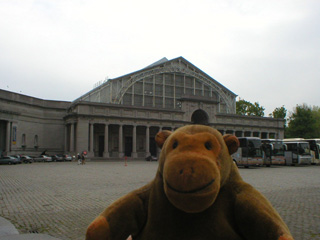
[232,137,263,168]
[304,139,320,165]
[283,139,312,165]
[261,139,286,166]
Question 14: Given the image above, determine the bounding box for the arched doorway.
[191,109,209,125]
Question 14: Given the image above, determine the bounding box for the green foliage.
[311,106,320,137]
[285,104,319,138]
[269,105,287,127]
[270,106,287,119]
[236,99,265,117]
[236,99,249,115]
[236,99,320,138]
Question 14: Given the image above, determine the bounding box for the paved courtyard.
[0,161,319,240]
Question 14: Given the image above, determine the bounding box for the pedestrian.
[81,153,86,165]
[77,153,81,165]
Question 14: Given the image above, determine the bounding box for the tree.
[285,104,317,138]
[236,99,250,115]
[311,106,320,137]
[269,106,287,127]
[269,106,287,119]
[236,99,265,117]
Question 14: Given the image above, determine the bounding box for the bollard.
[124,156,127,166]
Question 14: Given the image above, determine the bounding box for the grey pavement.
[0,216,19,237]
[0,216,60,240]
[0,161,320,240]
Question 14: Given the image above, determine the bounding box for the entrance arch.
[191,109,209,125]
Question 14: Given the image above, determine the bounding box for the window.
[22,134,26,146]
[34,135,38,147]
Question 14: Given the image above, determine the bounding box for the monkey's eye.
[172,141,178,149]
[205,141,212,150]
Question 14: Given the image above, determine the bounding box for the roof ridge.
[143,57,168,69]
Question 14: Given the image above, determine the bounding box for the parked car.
[21,156,33,163]
[145,156,158,161]
[9,155,22,164]
[34,155,52,162]
[64,154,72,161]
[52,154,64,162]
[0,156,21,165]
[11,155,22,160]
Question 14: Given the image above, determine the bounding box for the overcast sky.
[0,0,319,116]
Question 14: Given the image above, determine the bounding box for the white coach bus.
[232,137,263,168]
[283,139,312,165]
[304,139,320,165]
[261,139,286,166]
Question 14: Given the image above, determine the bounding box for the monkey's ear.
[223,134,239,155]
[155,130,172,149]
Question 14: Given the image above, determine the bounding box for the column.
[132,125,137,158]
[103,124,109,158]
[64,125,68,152]
[162,74,165,108]
[89,123,94,157]
[173,73,176,109]
[75,119,90,156]
[157,126,162,157]
[142,79,145,106]
[118,124,124,158]
[278,130,284,139]
[6,121,11,154]
[70,123,74,153]
[153,75,156,107]
[145,126,150,157]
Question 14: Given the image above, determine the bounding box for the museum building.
[0,57,285,159]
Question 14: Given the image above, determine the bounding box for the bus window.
[247,139,263,157]
[286,143,298,153]
[239,138,247,147]
[299,143,310,155]
[273,146,285,156]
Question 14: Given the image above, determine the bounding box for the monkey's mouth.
[166,179,215,194]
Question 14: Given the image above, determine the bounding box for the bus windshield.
[273,141,285,156]
[247,139,263,157]
[299,143,310,155]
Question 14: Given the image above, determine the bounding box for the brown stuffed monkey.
[86,125,293,240]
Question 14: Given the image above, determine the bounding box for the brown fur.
[86,125,293,240]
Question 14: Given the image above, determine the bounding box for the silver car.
[21,156,33,163]
[34,155,52,162]
[0,156,21,165]
[64,154,73,161]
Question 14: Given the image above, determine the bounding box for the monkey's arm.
[86,183,151,240]
[234,182,293,240]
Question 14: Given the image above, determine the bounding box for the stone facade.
[0,57,285,159]
[0,90,70,156]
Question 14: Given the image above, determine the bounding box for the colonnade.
[98,124,173,158]
[0,119,278,157]
[65,122,278,159]
[66,122,175,158]
[219,129,277,139]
